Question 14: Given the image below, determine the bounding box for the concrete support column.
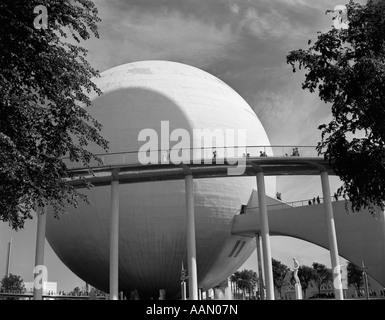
[320,171,343,300]
[256,172,274,300]
[185,175,198,300]
[381,209,385,284]
[258,234,266,296]
[33,206,47,300]
[255,233,265,300]
[110,180,120,300]
[181,282,187,300]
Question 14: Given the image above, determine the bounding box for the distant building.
[278,272,384,300]
[24,281,57,296]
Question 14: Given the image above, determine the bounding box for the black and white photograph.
[0,0,384,312]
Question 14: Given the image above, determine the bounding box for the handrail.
[63,145,321,168]
[243,196,345,213]
[64,145,318,156]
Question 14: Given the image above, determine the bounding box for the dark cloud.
[84,0,353,146]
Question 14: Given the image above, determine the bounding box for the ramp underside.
[232,200,385,286]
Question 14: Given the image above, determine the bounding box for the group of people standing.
[308,196,321,205]
[308,193,340,205]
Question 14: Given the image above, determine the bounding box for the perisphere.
[46,60,276,299]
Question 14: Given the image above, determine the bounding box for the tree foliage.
[69,286,82,296]
[230,269,258,298]
[311,262,332,295]
[272,258,290,299]
[290,265,315,299]
[347,261,363,292]
[0,0,108,229]
[287,0,385,215]
[0,274,26,299]
[89,287,106,299]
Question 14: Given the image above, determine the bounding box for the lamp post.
[361,260,370,300]
[5,237,12,278]
[180,263,188,300]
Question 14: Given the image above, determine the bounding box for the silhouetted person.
[292,147,300,156]
[308,200,312,205]
[316,196,320,204]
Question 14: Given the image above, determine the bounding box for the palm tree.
[272,259,290,299]
[230,269,258,299]
[347,261,363,296]
[230,272,240,297]
[312,262,332,296]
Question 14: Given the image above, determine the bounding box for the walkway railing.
[0,291,107,300]
[241,196,345,214]
[64,145,320,169]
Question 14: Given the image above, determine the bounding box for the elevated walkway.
[48,145,384,299]
[64,145,335,188]
[232,196,385,286]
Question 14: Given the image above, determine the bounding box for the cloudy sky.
[0,0,367,293]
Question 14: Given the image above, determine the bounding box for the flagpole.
[5,237,12,277]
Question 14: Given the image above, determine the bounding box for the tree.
[347,261,363,295]
[69,286,81,296]
[287,0,385,215]
[311,262,332,295]
[0,0,108,230]
[272,258,290,299]
[229,272,237,296]
[89,287,106,300]
[290,265,315,299]
[230,269,258,299]
[238,269,258,298]
[0,274,26,299]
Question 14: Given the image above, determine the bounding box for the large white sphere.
[46,61,275,299]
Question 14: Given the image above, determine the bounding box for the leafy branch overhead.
[287,0,385,215]
[0,0,108,229]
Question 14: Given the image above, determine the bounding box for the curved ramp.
[232,198,385,286]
